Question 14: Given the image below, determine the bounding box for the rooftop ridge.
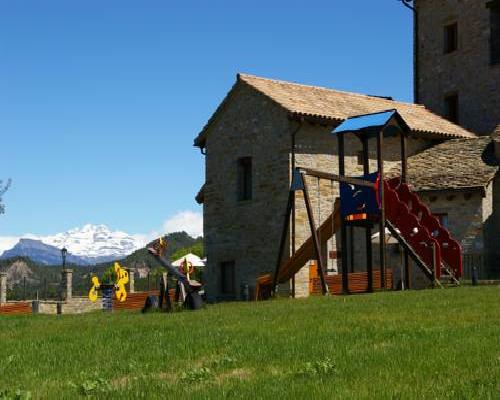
[237,73,427,109]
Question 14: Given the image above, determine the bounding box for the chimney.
[491,125,500,161]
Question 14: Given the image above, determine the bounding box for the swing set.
[255,110,462,300]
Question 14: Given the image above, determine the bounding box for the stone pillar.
[60,269,73,301]
[126,268,135,293]
[0,272,7,305]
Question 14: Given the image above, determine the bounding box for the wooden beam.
[300,168,375,189]
[362,136,373,292]
[386,220,439,285]
[349,225,354,273]
[400,132,410,290]
[377,129,386,289]
[301,173,329,295]
[338,132,349,294]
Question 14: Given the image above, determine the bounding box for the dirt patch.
[111,371,178,388]
[216,368,253,383]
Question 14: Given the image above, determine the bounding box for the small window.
[220,261,235,294]
[237,157,252,201]
[489,3,500,64]
[444,93,459,123]
[444,22,458,54]
[356,151,364,166]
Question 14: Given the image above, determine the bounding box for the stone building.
[414,0,500,135]
[401,133,500,278]
[194,73,482,302]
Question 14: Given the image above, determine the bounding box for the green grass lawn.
[1,286,499,399]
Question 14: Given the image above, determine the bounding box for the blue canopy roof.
[332,110,397,135]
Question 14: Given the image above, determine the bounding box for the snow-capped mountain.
[0,239,94,265]
[41,224,141,259]
[0,224,144,265]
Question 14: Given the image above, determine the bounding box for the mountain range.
[0,224,144,265]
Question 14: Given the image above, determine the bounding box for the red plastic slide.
[384,178,462,279]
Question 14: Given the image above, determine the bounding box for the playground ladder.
[384,178,462,284]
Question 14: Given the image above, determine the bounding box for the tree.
[0,179,11,214]
[170,242,203,262]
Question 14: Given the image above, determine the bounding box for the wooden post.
[349,225,354,273]
[362,136,373,292]
[338,132,349,294]
[432,242,440,288]
[302,173,329,295]
[400,132,410,289]
[377,129,386,289]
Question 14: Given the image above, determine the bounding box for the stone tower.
[413,0,500,135]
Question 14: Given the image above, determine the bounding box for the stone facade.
[200,83,446,301]
[197,74,494,302]
[202,83,291,302]
[416,0,500,135]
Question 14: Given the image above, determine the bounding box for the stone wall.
[416,0,500,135]
[417,188,492,278]
[202,82,292,302]
[418,190,485,253]
[200,81,495,299]
[201,79,448,301]
[485,175,500,277]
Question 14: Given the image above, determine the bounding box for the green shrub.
[100,266,117,285]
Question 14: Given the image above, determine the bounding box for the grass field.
[1,286,499,399]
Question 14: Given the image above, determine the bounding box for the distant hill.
[0,232,204,300]
[0,224,144,265]
[122,231,203,266]
[0,238,118,265]
[0,231,203,267]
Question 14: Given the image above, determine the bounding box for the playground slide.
[256,178,462,299]
[255,200,341,299]
[274,181,461,285]
[279,199,341,283]
[384,178,462,279]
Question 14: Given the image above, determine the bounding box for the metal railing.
[462,253,485,280]
[7,277,61,301]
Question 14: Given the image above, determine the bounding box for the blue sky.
[0,0,413,243]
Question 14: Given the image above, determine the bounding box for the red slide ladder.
[384,178,462,281]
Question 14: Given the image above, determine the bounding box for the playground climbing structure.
[256,110,462,300]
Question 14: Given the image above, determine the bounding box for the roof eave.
[289,112,472,140]
[413,185,486,197]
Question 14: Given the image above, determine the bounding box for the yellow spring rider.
[88,262,129,303]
